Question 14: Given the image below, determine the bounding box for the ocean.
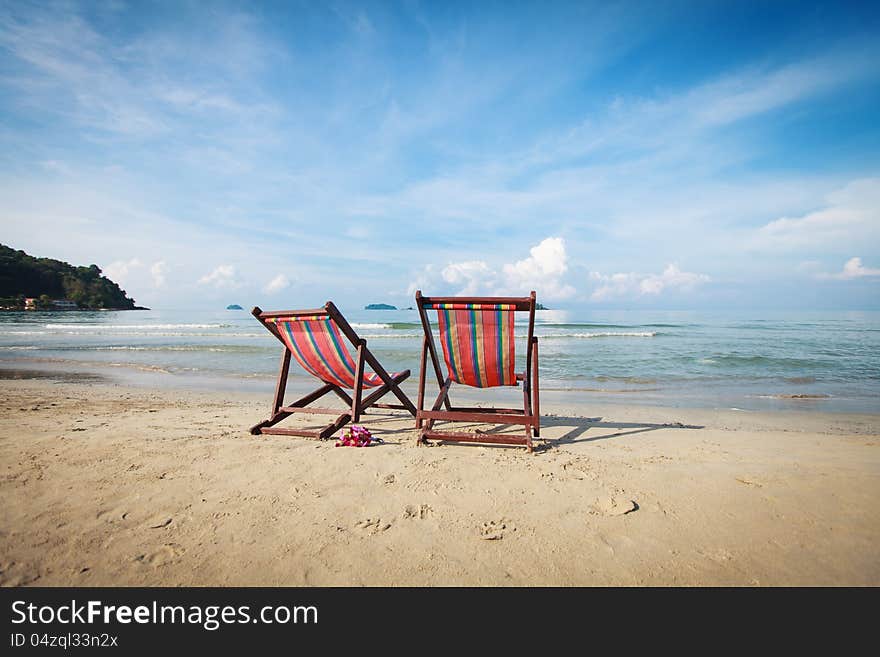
[1,307,878,413]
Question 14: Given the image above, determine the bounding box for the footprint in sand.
[146,515,173,529]
[135,543,184,567]
[96,507,128,523]
[355,518,392,534]
[479,519,514,540]
[589,495,638,517]
[561,459,597,481]
[403,504,432,520]
[0,561,41,586]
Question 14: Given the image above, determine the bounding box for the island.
[364,303,397,310]
[226,304,243,310]
[536,303,549,310]
[0,243,146,310]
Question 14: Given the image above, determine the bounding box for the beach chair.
[414,291,540,451]
[250,303,417,439]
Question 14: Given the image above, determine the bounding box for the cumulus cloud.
[264,273,291,294]
[408,237,576,300]
[818,257,880,280]
[499,237,576,298]
[104,258,143,284]
[197,265,241,289]
[441,261,494,296]
[589,264,709,301]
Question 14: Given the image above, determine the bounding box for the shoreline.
[1,357,877,416]
[1,378,878,586]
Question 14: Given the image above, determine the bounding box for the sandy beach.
[1,376,878,587]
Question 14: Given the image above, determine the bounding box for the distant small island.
[0,244,146,311]
[365,303,397,310]
[226,304,243,310]
[536,303,549,310]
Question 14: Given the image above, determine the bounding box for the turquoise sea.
[1,308,879,413]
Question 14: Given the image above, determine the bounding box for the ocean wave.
[356,330,659,339]
[1,344,273,354]
[595,376,658,384]
[349,323,394,329]
[544,386,662,393]
[12,330,264,338]
[351,322,423,330]
[755,394,831,400]
[698,354,825,368]
[43,323,231,330]
[536,323,633,329]
[541,331,657,338]
[99,345,269,353]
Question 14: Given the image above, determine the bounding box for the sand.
[1,377,878,586]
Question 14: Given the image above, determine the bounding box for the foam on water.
[2,308,878,412]
[44,323,230,330]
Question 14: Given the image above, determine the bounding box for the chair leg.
[362,349,417,416]
[319,413,353,440]
[250,348,292,434]
[250,382,335,436]
[416,336,427,429]
[417,378,451,445]
[532,337,540,438]
[351,344,365,423]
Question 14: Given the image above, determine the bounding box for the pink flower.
[336,425,374,446]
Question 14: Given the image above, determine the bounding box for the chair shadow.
[284,409,704,450]
[356,411,420,444]
[542,416,704,445]
[437,415,704,449]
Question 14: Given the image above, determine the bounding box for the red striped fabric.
[268,317,396,388]
[433,307,516,388]
[424,303,516,310]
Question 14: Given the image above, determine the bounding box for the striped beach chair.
[415,291,540,451]
[250,303,416,440]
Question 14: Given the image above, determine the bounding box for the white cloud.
[409,237,576,300]
[197,265,241,289]
[264,273,291,294]
[589,264,709,301]
[818,257,880,280]
[754,178,880,252]
[441,260,494,296]
[640,264,710,295]
[104,257,142,284]
[150,261,167,287]
[500,237,576,299]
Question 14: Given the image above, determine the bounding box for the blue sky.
[1,0,879,310]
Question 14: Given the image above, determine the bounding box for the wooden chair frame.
[250,302,417,439]
[414,290,540,451]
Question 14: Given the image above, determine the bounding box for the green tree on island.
[0,244,140,310]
